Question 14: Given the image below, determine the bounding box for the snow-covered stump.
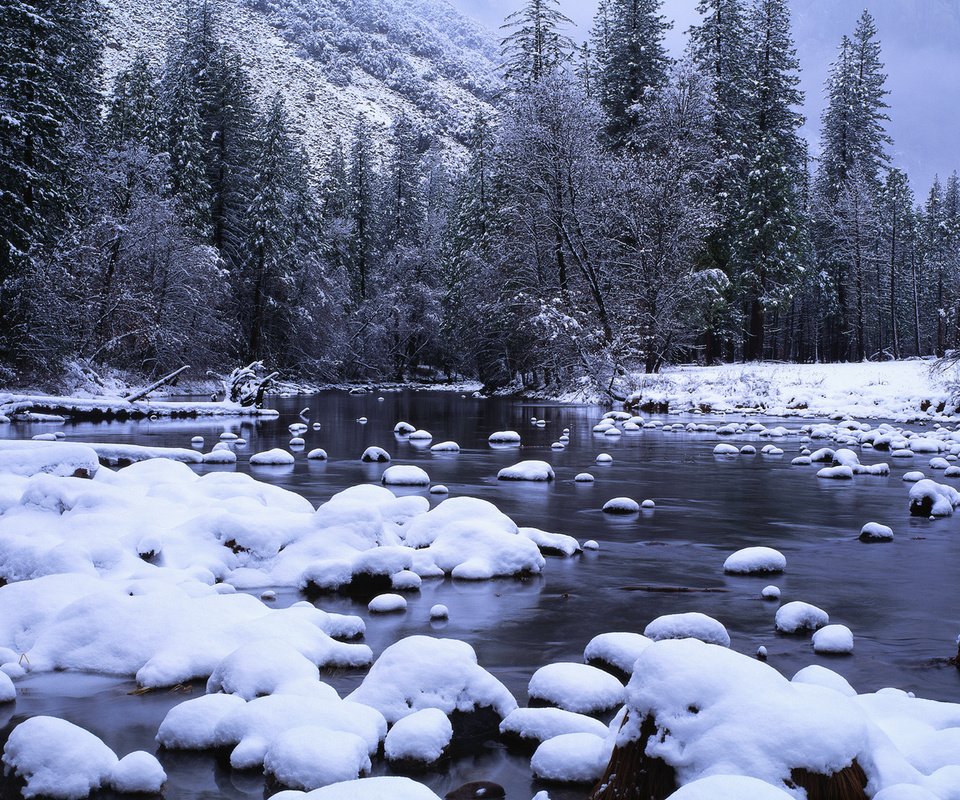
[588,640,870,800]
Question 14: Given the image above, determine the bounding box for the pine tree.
[593,0,672,147]
[347,116,379,305]
[385,113,423,249]
[738,0,806,361]
[0,0,104,368]
[107,53,163,152]
[500,0,573,86]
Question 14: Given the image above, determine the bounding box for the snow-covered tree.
[499,0,573,86]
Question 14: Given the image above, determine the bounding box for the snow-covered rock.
[519,527,581,557]
[775,601,829,634]
[859,522,894,542]
[812,624,854,655]
[644,613,730,647]
[430,441,460,453]
[497,460,555,481]
[361,446,391,463]
[530,732,608,783]
[584,632,653,679]
[723,547,786,575]
[909,479,960,516]
[368,593,407,613]
[250,448,295,466]
[488,430,521,444]
[527,663,625,715]
[381,465,430,486]
[384,708,453,767]
[574,472,595,482]
[602,497,640,514]
[665,775,795,799]
[264,726,371,790]
[306,448,328,460]
[499,707,607,749]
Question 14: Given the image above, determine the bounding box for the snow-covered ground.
[621,360,960,421]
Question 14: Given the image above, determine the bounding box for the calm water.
[3,390,960,799]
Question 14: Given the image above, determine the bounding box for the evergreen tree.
[106,53,163,151]
[346,116,379,305]
[500,0,573,86]
[738,0,806,360]
[593,0,671,147]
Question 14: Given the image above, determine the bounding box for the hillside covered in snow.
[101,0,500,160]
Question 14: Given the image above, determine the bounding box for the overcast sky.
[451,0,960,194]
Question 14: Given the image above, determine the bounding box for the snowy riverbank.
[619,360,960,421]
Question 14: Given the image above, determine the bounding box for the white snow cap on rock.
[430,441,460,453]
[909,479,960,516]
[346,636,517,724]
[530,732,609,783]
[497,460,555,481]
[361,446,391,463]
[499,707,608,744]
[644,612,730,647]
[250,448,295,465]
[381,465,430,486]
[665,775,795,799]
[723,546,786,575]
[527,662,625,714]
[384,708,453,766]
[602,497,640,514]
[275,776,442,799]
[488,430,522,443]
[812,624,854,654]
[263,726,370,790]
[775,601,829,634]
[584,632,653,677]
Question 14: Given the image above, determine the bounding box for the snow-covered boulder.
[575,472,595,482]
[723,547,786,575]
[812,625,854,655]
[408,430,432,441]
[488,430,521,444]
[368,593,407,613]
[519,527,581,557]
[602,497,640,514]
[713,443,739,456]
[584,632,653,680]
[206,641,320,700]
[381,465,430,486]
[264,726,370,790]
[909,479,960,516]
[307,448,328,460]
[250,448,295,466]
[430,441,460,453]
[527,663,625,715]
[497,460,555,481]
[394,422,416,435]
[157,693,247,750]
[816,465,854,480]
[859,522,894,542]
[665,775,796,799]
[283,776,442,800]
[775,601,829,634]
[530,732,608,783]
[384,708,453,768]
[499,707,607,750]
[346,636,516,726]
[644,613,730,647]
[361,446,391,463]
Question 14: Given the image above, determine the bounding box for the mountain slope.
[102,0,501,163]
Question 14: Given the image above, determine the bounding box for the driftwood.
[125,365,191,402]
[221,362,279,408]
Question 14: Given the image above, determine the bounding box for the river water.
[3,390,959,799]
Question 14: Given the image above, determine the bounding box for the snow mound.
[263,726,370,790]
[574,473,595,482]
[791,665,856,696]
[860,522,894,542]
[665,775,795,799]
[817,465,854,479]
[530,732,608,783]
[775,601,829,634]
[381,465,430,486]
[368,593,407,613]
[346,636,517,724]
[401,496,516,548]
[2,716,118,799]
[408,430,433,441]
[527,662,624,714]
[713,443,739,456]
[497,460,555,481]
[903,471,926,482]
[596,453,613,463]
[499,706,608,746]
[394,422,416,435]
[644,612,730,647]
[602,497,640,514]
[909,479,960,516]
[430,441,460,453]
[723,547,786,575]
[108,751,167,794]
[206,640,320,700]
[384,708,453,766]
[250,448,295,465]
[488,430,521,444]
[0,441,100,479]
[284,776,442,799]
[361,446,391,463]
[157,693,247,749]
[584,632,653,678]
[423,519,544,579]
[519,527,581,557]
[307,448,328,460]
[812,624,854,654]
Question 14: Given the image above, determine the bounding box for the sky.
[451,0,960,195]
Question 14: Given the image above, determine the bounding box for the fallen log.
[125,366,191,402]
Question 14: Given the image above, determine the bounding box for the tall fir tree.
[593,0,672,148]
[347,116,379,305]
[500,0,573,86]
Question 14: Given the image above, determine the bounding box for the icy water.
[4,390,960,800]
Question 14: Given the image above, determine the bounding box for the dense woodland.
[2,0,960,394]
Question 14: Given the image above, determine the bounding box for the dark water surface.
[4,390,960,799]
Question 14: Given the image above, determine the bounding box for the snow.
[860,522,895,542]
[519,527,581,556]
[761,585,781,600]
[0,441,100,478]
[723,547,786,575]
[430,441,460,452]
[384,708,453,766]
[264,727,370,790]
[0,391,279,419]
[394,422,416,435]
[817,465,854,479]
[250,448,295,465]
[595,453,613,463]
[665,775,795,799]
[791,665,857,696]
[644,612,731,647]
[775,601,830,634]
[307,448,328,460]
[278,776,442,800]
[346,636,517,725]
[499,707,608,745]
[909,479,960,516]
[903,471,926,482]
[429,484,449,494]
[488,430,521,444]
[157,693,248,749]
[713,443,740,456]
[2,716,118,799]
[408,430,433,441]
[381,465,431,486]
[530,732,608,783]
[423,518,544,579]
[527,662,624,714]
[368,593,407,613]
[602,497,640,514]
[574,473,595,482]
[497,460,554,481]
[108,751,167,794]
[361,446,391,463]
[429,604,448,619]
[584,632,653,677]
[206,640,320,700]
[812,624,855,654]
